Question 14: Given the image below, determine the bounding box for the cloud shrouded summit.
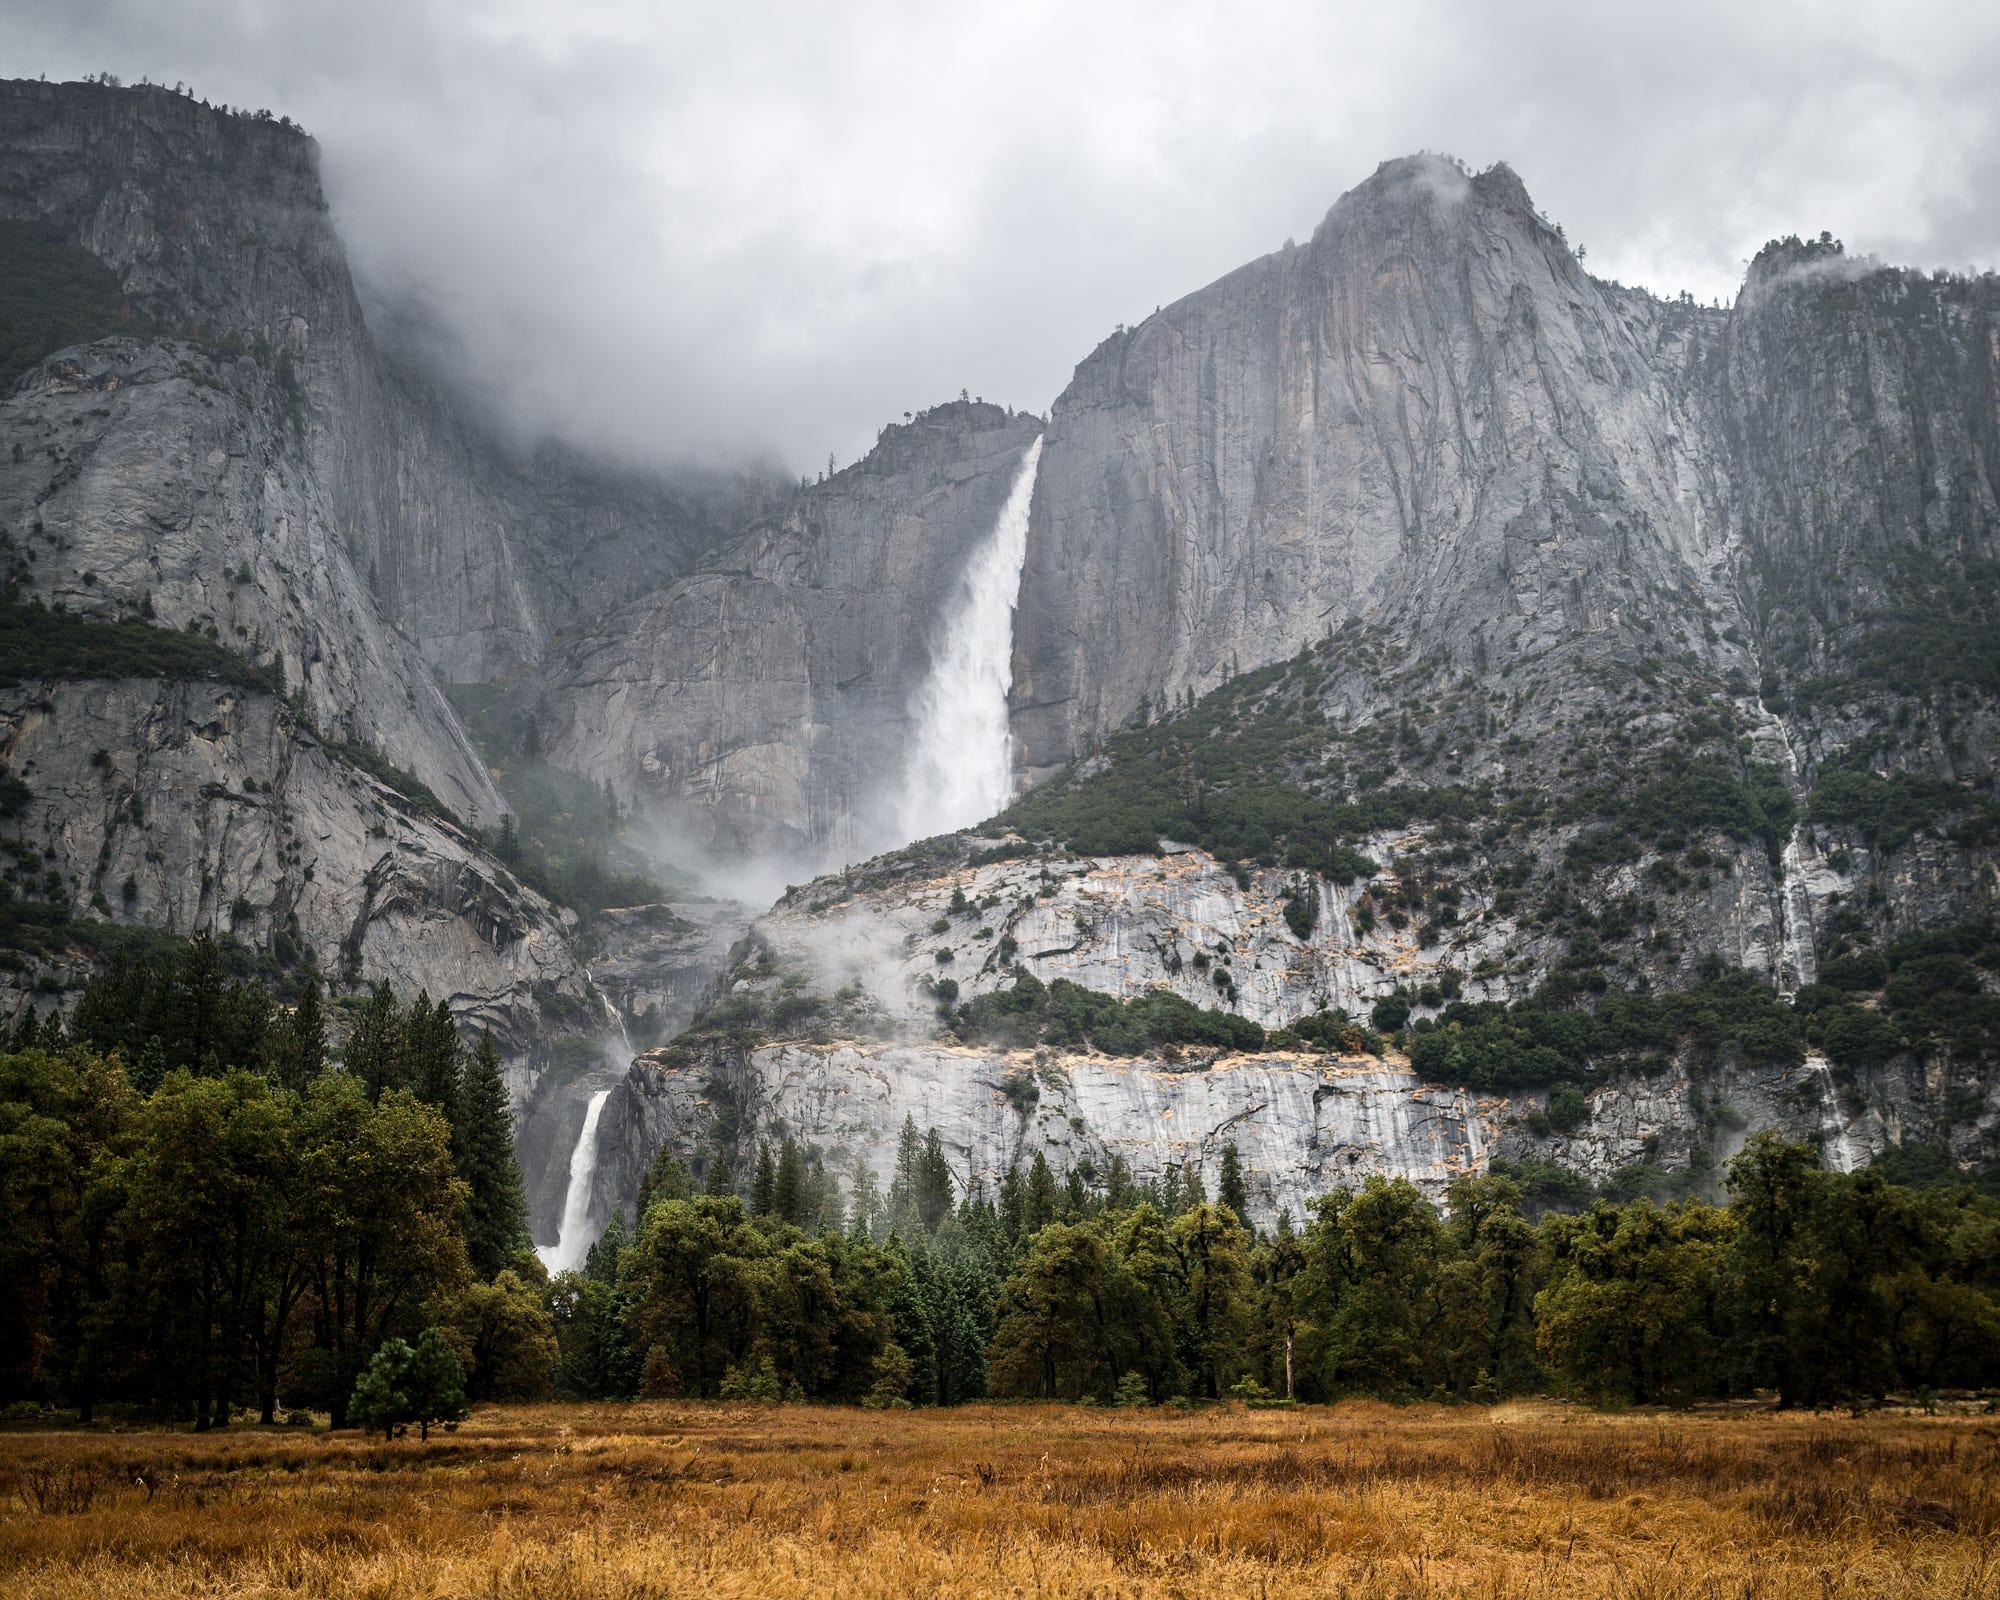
[10,0,1999,471]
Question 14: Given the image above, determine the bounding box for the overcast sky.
[11,0,2000,472]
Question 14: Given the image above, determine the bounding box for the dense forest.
[4,938,1996,1425]
[2,941,539,1432]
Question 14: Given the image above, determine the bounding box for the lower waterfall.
[538,1087,612,1275]
[896,435,1044,840]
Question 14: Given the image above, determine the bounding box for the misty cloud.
[10,0,1999,473]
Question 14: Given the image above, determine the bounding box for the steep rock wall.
[0,677,593,1068]
[513,403,1045,858]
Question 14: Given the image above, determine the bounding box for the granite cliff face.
[586,829,1996,1227]
[594,1033,1964,1233]
[2,84,1994,1236]
[0,80,674,1089]
[584,158,1997,1224]
[0,78,780,689]
[0,677,593,1071]
[510,402,1045,860]
[1011,156,1736,778]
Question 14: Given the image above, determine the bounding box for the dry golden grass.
[1,1401,1997,1598]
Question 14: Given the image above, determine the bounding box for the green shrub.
[348,1328,467,1441]
[956,974,1265,1058]
[1545,1085,1589,1134]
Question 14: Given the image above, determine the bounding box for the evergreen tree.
[882,1239,938,1403]
[887,1115,922,1234]
[166,933,226,1072]
[917,1128,954,1232]
[1023,1151,1061,1234]
[637,1150,692,1220]
[585,1209,630,1285]
[998,1163,1026,1244]
[774,1138,806,1227]
[750,1141,777,1216]
[848,1156,882,1240]
[344,983,403,1100]
[1171,1203,1254,1397]
[405,994,462,1111]
[453,1033,529,1279]
[1218,1142,1249,1222]
[351,1327,466,1440]
[271,973,325,1093]
[1726,1132,1828,1407]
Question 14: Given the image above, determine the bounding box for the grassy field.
[1,1402,1996,1598]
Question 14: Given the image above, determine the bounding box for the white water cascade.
[1761,707,1819,997]
[538,1087,612,1275]
[532,976,632,1272]
[1804,1054,1869,1173]
[896,436,1044,840]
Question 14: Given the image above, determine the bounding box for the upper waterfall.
[896,436,1044,840]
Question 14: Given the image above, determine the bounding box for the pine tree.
[999,1164,1026,1243]
[849,1156,882,1240]
[805,1152,839,1233]
[405,1326,469,1439]
[1218,1142,1249,1223]
[405,994,462,1110]
[887,1115,922,1234]
[345,982,403,1100]
[168,933,226,1072]
[637,1150,692,1219]
[882,1240,937,1403]
[774,1138,806,1226]
[454,1032,529,1278]
[272,973,326,1092]
[583,1210,629,1284]
[916,1127,954,1232]
[1024,1152,1060,1235]
[750,1141,777,1216]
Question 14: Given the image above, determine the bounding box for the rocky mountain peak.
[1312,153,1558,260]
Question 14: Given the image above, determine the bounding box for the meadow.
[1,1402,1996,1599]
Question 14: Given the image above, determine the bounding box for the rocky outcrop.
[0,79,779,1089]
[585,827,1997,1224]
[592,1029,1993,1231]
[511,402,1045,858]
[594,1039,1497,1230]
[0,677,594,1071]
[584,898,758,1048]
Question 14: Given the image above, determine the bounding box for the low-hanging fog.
[12,0,2000,475]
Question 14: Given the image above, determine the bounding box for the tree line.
[547,1121,1998,1411]
[2,939,552,1428]
[5,942,1997,1422]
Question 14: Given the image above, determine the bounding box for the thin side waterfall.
[896,436,1044,840]
[538,1087,611,1275]
[1762,704,1818,997]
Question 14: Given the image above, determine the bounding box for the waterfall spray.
[897,435,1043,840]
